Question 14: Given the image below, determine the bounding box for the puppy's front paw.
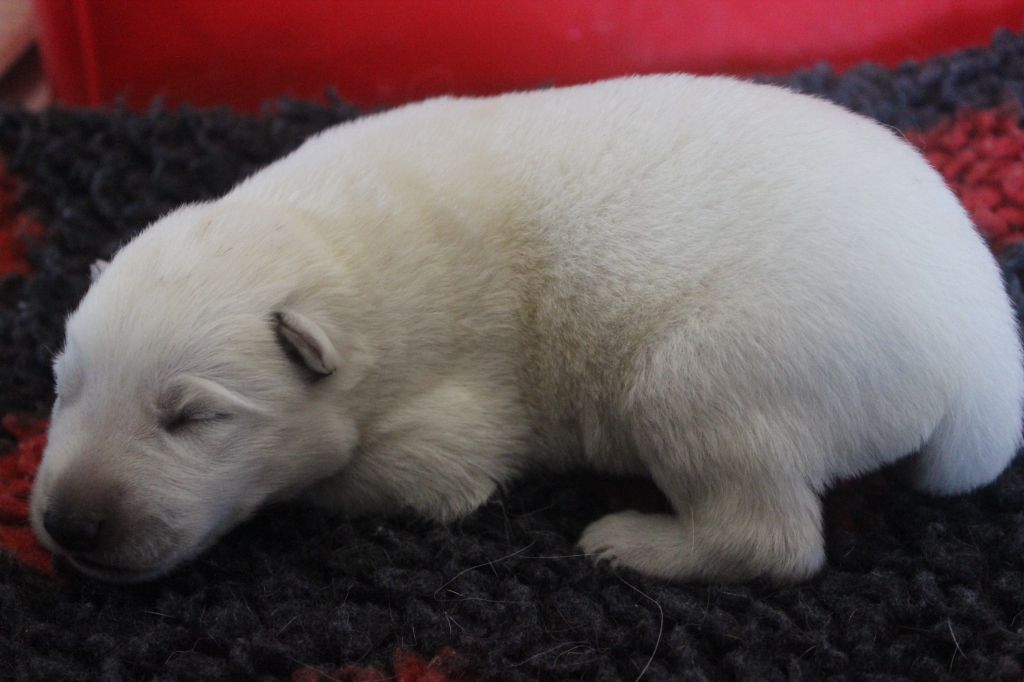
[90,259,110,283]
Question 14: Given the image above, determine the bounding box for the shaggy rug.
[3,32,1024,682]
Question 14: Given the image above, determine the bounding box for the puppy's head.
[29,202,369,582]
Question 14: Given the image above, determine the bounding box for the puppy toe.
[578,510,656,570]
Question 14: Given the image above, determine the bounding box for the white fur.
[30,75,1023,583]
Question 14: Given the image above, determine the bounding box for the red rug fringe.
[909,107,1024,250]
[0,414,51,575]
[291,649,480,682]
[0,162,45,279]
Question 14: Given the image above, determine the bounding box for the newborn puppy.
[30,75,1023,583]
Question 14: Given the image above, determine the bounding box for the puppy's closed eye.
[162,407,231,432]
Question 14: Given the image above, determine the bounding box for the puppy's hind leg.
[579,415,826,583]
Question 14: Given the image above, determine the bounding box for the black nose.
[43,508,103,553]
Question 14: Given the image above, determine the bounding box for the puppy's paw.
[579,510,659,571]
[90,259,110,283]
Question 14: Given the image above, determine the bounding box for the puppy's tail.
[908,351,1024,495]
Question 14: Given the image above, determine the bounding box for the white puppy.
[30,75,1023,583]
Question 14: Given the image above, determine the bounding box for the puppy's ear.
[272,309,341,377]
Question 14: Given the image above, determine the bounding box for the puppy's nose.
[43,508,103,553]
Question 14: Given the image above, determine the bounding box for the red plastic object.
[31,1,1024,112]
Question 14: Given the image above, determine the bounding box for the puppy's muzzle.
[42,508,103,553]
